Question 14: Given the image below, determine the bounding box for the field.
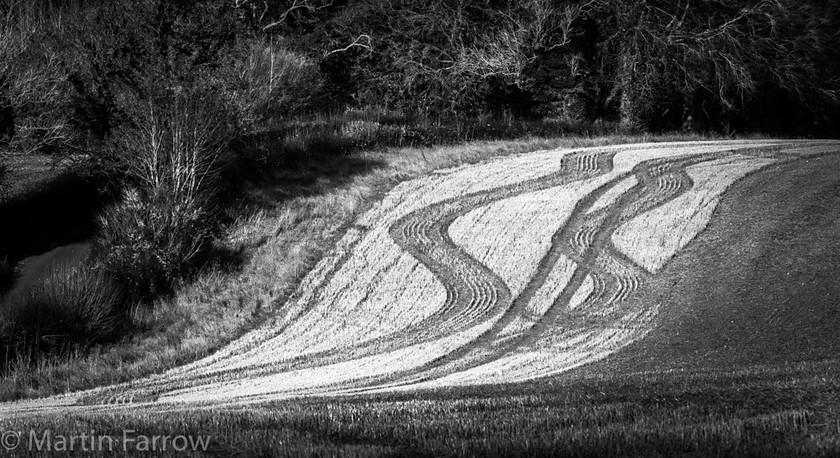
[0,140,839,456]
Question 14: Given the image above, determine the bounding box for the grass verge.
[4,359,839,457]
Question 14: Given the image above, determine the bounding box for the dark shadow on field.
[232,357,840,458]
[219,129,388,212]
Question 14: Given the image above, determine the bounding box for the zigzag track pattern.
[2,140,837,414]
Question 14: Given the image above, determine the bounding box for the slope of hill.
[1,140,839,458]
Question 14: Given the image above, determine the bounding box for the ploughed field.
[2,139,839,418]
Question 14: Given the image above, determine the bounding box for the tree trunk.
[618,47,641,130]
[0,101,13,144]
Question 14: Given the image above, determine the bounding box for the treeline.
[2,0,839,155]
[297,0,840,134]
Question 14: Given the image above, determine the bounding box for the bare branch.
[324,34,372,57]
[261,0,333,31]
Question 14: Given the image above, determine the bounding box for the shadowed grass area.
[0,256,12,292]
[0,259,121,360]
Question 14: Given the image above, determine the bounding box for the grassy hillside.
[5,149,840,457]
[1,135,690,401]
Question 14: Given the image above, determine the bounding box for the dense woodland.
[0,0,838,368]
[1,0,838,148]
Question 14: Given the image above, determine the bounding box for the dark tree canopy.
[1,0,838,138]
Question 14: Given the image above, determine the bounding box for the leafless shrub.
[454,0,590,87]
[226,39,322,128]
[97,89,233,300]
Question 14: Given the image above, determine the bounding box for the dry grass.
[3,359,839,457]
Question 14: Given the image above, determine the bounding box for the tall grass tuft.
[0,260,122,369]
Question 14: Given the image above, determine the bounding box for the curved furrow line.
[570,227,585,252]
[85,150,621,403]
[586,152,600,172]
[275,151,623,394]
[571,226,589,254]
[571,215,602,255]
[656,174,673,194]
[84,143,805,406]
[602,257,642,306]
[580,152,592,172]
[605,271,629,307]
[664,176,678,194]
[582,269,621,317]
[581,225,598,251]
[652,163,669,176]
[574,151,599,173]
[367,153,717,389]
[582,223,598,251]
[329,158,639,391]
[578,273,607,311]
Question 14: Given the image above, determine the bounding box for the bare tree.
[0,1,76,154]
[594,0,830,129]
[346,0,590,112]
[453,0,593,87]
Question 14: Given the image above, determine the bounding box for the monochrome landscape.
[1,1,839,456]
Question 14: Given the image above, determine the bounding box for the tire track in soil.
[84,149,620,404]
[314,155,696,392]
[84,143,800,404]
[341,149,781,392]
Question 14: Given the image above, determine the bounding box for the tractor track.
[3,140,837,414]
